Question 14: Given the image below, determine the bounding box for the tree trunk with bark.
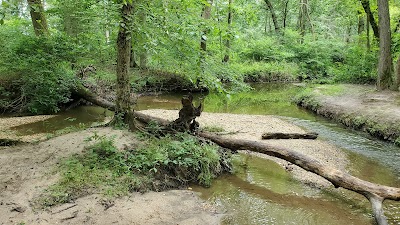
[27,0,49,36]
[264,0,280,33]
[283,0,289,29]
[377,0,393,90]
[200,0,213,52]
[115,2,135,130]
[223,0,233,63]
[360,0,379,39]
[358,11,365,35]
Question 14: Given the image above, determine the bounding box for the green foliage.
[38,132,225,207]
[39,134,141,207]
[134,132,222,186]
[329,44,378,84]
[292,87,321,111]
[0,32,76,114]
[202,125,226,133]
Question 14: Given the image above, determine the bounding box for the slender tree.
[115,1,135,129]
[27,0,49,36]
[223,0,233,62]
[377,0,393,90]
[360,0,379,39]
[264,0,280,33]
[298,0,309,41]
[283,0,289,29]
[200,0,213,52]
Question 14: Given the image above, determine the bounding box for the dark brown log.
[73,88,397,225]
[73,83,116,112]
[262,132,318,140]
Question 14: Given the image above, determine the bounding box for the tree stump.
[168,94,203,132]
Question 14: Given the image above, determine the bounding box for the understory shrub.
[38,132,228,207]
[1,33,76,114]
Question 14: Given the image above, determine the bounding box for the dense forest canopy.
[1,0,400,114]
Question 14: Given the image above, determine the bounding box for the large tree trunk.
[377,0,393,90]
[360,0,379,40]
[264,0,280,33]
[27,0,49,36]
[115,2,135,130]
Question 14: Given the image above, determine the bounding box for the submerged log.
[262,132,318,139]
[75,87,398,225]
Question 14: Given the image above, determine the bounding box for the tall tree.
[360,0,379,39]
[27,0,49,36]
[115,1,135,129]
[200,0,213,52]
[138,8,148,69]
[298,0,314,40]
[223,0,233,62]
[283,0,289,29]
[264,0,280,33]
[377,0,393,90]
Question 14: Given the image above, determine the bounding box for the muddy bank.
[295,84,400,146]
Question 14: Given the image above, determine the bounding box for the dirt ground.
[0,108,352,225]
[301,84,400,143]
[0,127,222,225]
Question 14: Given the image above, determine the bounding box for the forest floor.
[0,109,348,225]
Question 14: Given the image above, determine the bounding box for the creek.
[10,83,400,224]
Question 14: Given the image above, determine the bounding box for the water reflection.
[193,155,372,225]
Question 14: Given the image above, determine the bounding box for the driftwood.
[75,87,399,225]
[168,94,203,132]
[262,132,318,140]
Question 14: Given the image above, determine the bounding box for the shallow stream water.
[10,83,400,224]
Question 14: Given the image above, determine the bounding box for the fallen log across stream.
[132,111,399,225]
[74,88,399,225]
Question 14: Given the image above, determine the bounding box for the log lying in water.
[75,88,398,225]
[197,131,397,225]
[133,112,398,225]
[262,132,318,140]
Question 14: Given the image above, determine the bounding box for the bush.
[1,34,76,114]
[329,45,378,84]
[38,132,228,207]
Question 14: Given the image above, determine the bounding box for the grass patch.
[315,84,345,96]
[37,132,229,208]
[202,125,226,133]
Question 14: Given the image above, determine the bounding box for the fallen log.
[75,88,399,225]
[132,111,398,225]
[262,132,318,139]
[73,83,116,112]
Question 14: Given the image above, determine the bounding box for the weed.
[37,132,229,208]
[202,125,226,133]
